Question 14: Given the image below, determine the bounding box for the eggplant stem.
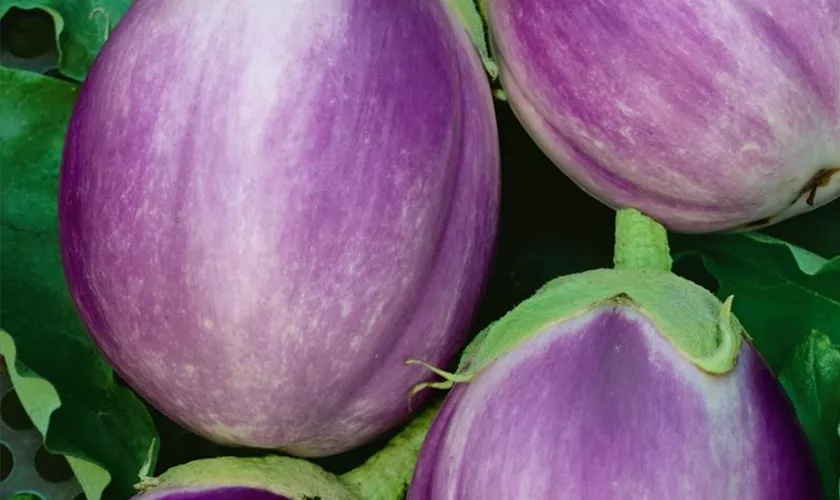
[613,208,672,272]
[341,400,442,500]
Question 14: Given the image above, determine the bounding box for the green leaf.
[762,201,840,260]
[674,231,840,373]
[780,331,840,500]
[0,0,132,81]
[0,6,60,74]
[1,330,111,499]
[445,0,499,80]
[0,66,158,500]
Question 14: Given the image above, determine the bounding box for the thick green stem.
[341,400,442,500]
[613,208,672,272]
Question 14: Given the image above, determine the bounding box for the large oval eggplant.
[407,210,821,499]
[59,0,499,456]
[487,0,840,232]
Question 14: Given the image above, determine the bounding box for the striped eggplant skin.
[487,0,840,232]
[58,0,499,456]
[131,487,288,500]
[407,305,820,499]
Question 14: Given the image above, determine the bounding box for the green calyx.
[457,266,743,377]
[410,208,743,392]
[134,402,441,500]
[446,0,498,79]
[135,455,355,500]
[342,401,441,499]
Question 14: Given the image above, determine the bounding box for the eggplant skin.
[408,305,820,499]
[58,0,499,456]
[132,487,288,500]
[489,0,840,232]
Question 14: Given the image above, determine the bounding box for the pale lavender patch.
[490,0,840,232]
[134,487,288,500]
[408,306,819,499]
[59,0,499,455]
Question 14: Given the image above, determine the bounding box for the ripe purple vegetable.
[406,210,821,499]
[58,0,499,456]
[485,0,840,232]
[134,487,287,500]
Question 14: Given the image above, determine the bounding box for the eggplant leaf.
[674,231,840,373]
[780,331,840,500]
[0,66,158,500]
[1,330,110,499]
[762,201,840,260]
[0,0,132,81]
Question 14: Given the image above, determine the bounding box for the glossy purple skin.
[408,306,820,499]
[133,487,287,500]
[58,0,499,456]
[488,0,840,232]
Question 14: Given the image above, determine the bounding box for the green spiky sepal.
[407,209,744,393]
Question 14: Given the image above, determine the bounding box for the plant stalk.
[341,399,442,500]
[613,208,673,272]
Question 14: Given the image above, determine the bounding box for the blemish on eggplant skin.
[740,216,773,230]
[795,166,840,206]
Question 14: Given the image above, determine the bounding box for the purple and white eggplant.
[406,209,821,499]
[484,0,840,232]
[58,0,499,457]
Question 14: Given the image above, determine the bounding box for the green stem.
[613,208,673,272]
[341,400,442,500]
